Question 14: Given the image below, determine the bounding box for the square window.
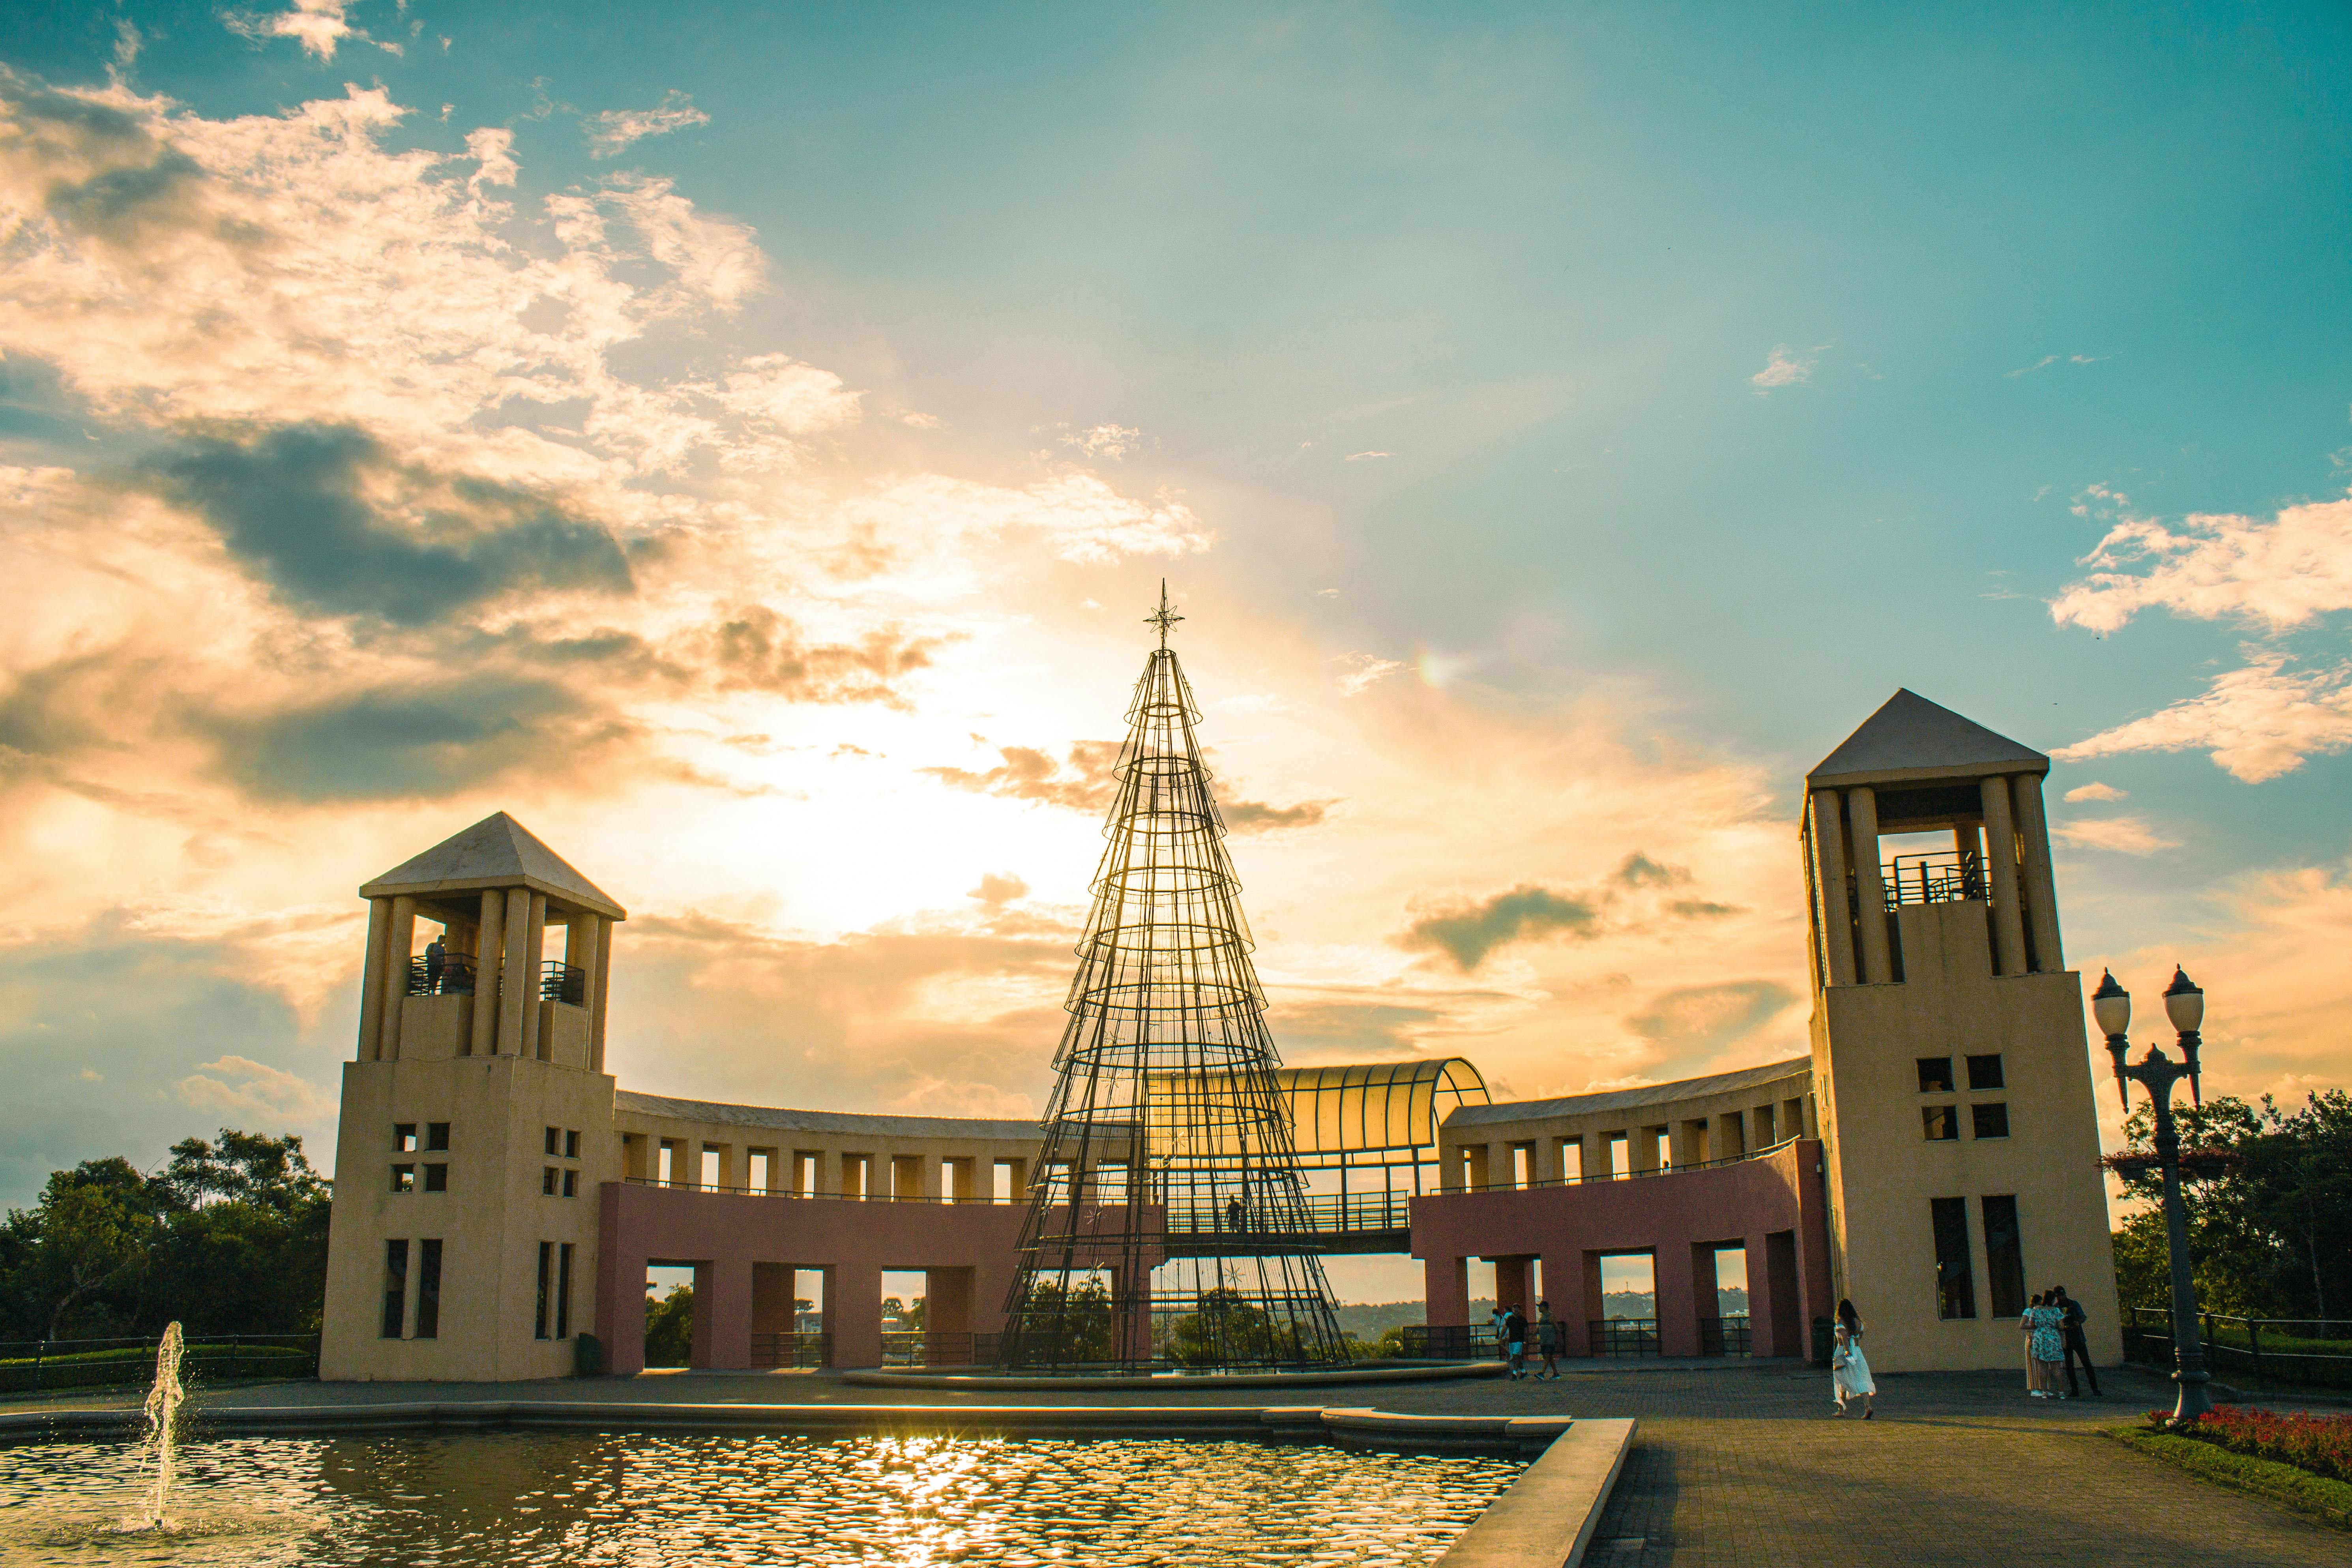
[565,1130,580,1160]
[544,1126,560,1156]
[543,1166,558,1195]
[1966,1054,2005,1091]
[1922,1106,1959,1141]
[563,1169,578,1198]
[423,1163,448,1192]
[395,1123,418,1153]
[1916,1058,1954,1093]
[392,1163,416,1192]
[1971,1102,2009,1139]
[426,1122,450,1152]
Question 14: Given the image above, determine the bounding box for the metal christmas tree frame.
[995,589,1348,1372]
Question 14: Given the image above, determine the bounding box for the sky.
[1,4,2349,1284]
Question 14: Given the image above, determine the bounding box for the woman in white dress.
[1831,1298,1876,1419]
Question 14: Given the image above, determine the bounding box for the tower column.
[1808,790,1856,987]
[521,891,547,1060]
[1980,776,2029,977]
[470,887,505,1056]
[499,889,531,1055]
[357,896,393,1061]
[1848,787,1892,984]
[2009,772,2063,972]
[380,897,417,1058]
[590,916,614,1072]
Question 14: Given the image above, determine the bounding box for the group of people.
[2021,1284,2099,1399]
[1485,1302,1568,1379]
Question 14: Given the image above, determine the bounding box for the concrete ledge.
[843,1361,1507,1391]
[0,1398,1549,1457]
[1434,1418,1636,1567]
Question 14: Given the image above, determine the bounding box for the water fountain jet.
[137,1321,185,1530]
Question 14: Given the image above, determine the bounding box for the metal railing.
[1167,1191,1415,1235]
[1397,1324,1500,1360]
[1590,1318,1660,1357]
[540,961,584,1005]
[1449,1135,1804,1195]
[1698,1315,1752,1357]
[623,1177,1014,1202]
[749,1331,831,1369]
[0,1332,319,1394]
[2123,1306,2352,1391]
[879,1330,1001,1367]
[406,953,477,996]
[1880,851,1986,909]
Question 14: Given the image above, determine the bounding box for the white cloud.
[584,92,711,159]
[1331,652,1406,696]
[224,1,371,62]
[2054,654,2352,783]
[2051,816,2179,854]
[1061,423,1142,460]
[2062,781,2127,803]
[1345,450,1393,462]
[2007,352,2110,378]
[1749,344,1819,393]
[176,1055,335,1124]
[463,127,517,194]
[2049,496,2352,635]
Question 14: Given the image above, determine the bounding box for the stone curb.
[842,1361,1509,1391]
[1435,1418,1637,1568]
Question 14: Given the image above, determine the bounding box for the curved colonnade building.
[320,689,2122,1380]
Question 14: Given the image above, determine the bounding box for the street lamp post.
[2092,966,2212,1424]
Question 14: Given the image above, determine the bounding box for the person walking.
[1830,1298,1874,1418]
[1534,1301,1564,1379]
[1487,1304,1510,1366]
[1504,1305,1530,1379]
[2024,1291,2067,1398]
[2052,1285,2100,1398]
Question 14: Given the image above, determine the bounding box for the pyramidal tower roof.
[360,812,625,919]
[1807,689,2048,790]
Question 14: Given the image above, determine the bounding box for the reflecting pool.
[0,1431,1521,1566]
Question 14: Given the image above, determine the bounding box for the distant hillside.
[1335,1286,1749,1334]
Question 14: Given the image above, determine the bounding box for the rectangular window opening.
[564,1129,581,1159]
[1509,1143,1535,1188]
[700,1148,722,1190]
[1971,1102,2010,1139]
[415,1238,443,1339]
[535,1241,552,1340]
[1556,1137,1584,1182]
[1916,1057,1954,1093]
[795,1150,821,1195]
[563,1169,578,1198]
[395,1122,418,1153]
[391,1163,416,1192]
[543,1166,559,1195]
[747,1151,771,1193]
[545,1126,560,1157]
[1967,1054,2005,1091]
[381,1239,409,1339]
[1981,1195,2025,1318]
[992,1158,1017,1203]
[1931,1197,1976,1320]
[426,1122,450,1152]
[556,1242,575,1339]
[1921,1105,1959,1141]
[423,1163,447,1193]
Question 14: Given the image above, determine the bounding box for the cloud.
[177,1055,335,1123]
[2064,781,2128,802]
[1404,885,1601,970]
[1625,980,1797,1074]
[1331,653,1406,696]
[1218,797,1334,833]
[584,92,712,158]
[1344,450,1392,461]
[1061,423,1142,460]
[224,1,363,62]
[1749,344,1820,393]
[923,742,1123,812]
[200,675,601,802]
[2050,496,2352,635]
[2051,816,2182,855]
[1612,853,1689,890]
[2055,654,2352,783]
[967,873,1028,907]
[705,609,939,706]
[2007,353,2110,378]
[140,423,635,626]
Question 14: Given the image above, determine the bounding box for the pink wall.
[1409,1139,1834,1358]
[596,1184,1027,1373]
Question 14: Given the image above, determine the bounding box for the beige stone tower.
[320,814,626,1380]
[1801,691,2119,1371]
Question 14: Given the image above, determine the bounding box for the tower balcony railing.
[1878,851,1986,909]
[540,961,586,1005]
[405,953,476,996]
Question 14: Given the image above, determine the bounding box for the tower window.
[1916,1058,1954,1093]
[1921,1106,1959,1141]
[395,1123,418,1153]
[423,1163,448,1192]
[536,1241,552,1340]
[381,1239,409,1338]
[543,1166,559,1195]
[391,1163,416,1192]
[565,1130,581,1159]
[1981,1195,2025,1317]
[426,1122,450,1151]
[1931,1197,1976,1319]
[1971,1103,2010,1139]
[563,1169,578,1198]
[415,1239,442,1339]
[545,1126,561,1156]
[556,1242,575,1339]
[1966,1054,2005,1090]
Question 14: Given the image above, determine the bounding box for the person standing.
[1488,1304,1510,1364]
[1534,1301,1563,1380]
[423,934,446,994]
[2024,1291,2067,1398]
[2052,1285,2100,1398]
[1504,1304,1528,1379]
[1830,1298,1874,1418]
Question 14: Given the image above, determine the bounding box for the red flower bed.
[2156,1405,2352,1482]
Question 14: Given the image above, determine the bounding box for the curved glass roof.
[1142,1057,1489,1160]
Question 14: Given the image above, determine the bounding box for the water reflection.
[1,1432,1520,1566]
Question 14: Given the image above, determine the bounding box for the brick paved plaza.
[13,1358,2344,1564]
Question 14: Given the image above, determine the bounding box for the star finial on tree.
[1146,579,1183,648]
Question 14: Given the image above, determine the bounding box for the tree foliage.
[0,1130,332,1341]
[2110,1091,2352,1320]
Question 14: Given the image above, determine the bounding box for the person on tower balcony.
[2052,1285,2100,1398]
[424,935,446,994]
